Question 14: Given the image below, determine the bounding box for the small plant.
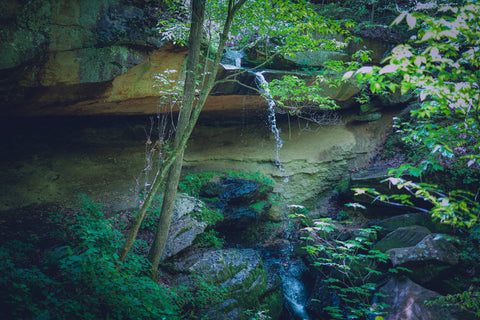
[178,172,217,197]
[425,290,480,317]
[139,194,163,232]
[175,277,228,319]
[424,225,480,316]
[0,195,179,319]
[194,230,225,248]
[301,217,394,319]
[192,205,224,226]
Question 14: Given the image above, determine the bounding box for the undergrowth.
[0,195,179,320]
[178,170,274,198]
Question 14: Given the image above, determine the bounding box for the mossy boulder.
[387,233,459,267]
[386,233,460,284]
[172,248,274,319]
[162,194,210,260]
[370,212,452,237]
[374,225,432,252]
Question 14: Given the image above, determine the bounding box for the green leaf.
[406,14,417,29]
[391,11,407,26]
[379,64,398,74]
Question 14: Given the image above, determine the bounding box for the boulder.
[172,248,276,319]
[387,233,459,267]
[371,212,452,237]
[162,194,208,260]
[374,225,431,252]
[386,233,459,284]
[378,277,473,320]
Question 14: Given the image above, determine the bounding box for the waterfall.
[254,71,285,171]
[221,48,244,69]
[281,270,311,320]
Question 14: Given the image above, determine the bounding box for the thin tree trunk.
[147,0,248,279]
[147,0,205,279]
[119,0,248,275]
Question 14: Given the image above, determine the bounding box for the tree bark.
[147,0,248,279]
[147,0,205,279]
[118,0,248,279]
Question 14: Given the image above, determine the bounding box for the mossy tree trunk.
[146,0,205,278]
[118,0,248,280]
[147,0,248,279]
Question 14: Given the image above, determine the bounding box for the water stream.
[281,262,312,320]
[221,49,309,319]
[252,70,310,319]
[253,71,285,172]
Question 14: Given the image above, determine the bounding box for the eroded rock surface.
[162,194,208,260]
[386,233,459,267]
[378,277,471,320]
[171,248,277,319]
[374,225,431,252]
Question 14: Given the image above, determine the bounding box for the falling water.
[222,48,244,69]
[281,261,311,320]
[254,71,285,172]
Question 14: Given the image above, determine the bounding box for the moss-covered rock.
[161,194,210,260]
[370,212,452,237]
[386,233,460,284]
[172,248,275,319]
[374,225,432,252]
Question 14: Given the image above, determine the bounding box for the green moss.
[179,170,275,198]
[193,230,225,248]
[249,201,269,212]
[221,263,268,311]
[192,206,223,226]
[261,290,284,320]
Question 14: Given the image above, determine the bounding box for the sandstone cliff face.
[0,0,393,116]
[0,0,398,214]
[1,0,174,115]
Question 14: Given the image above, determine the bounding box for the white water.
[253,71,285,172]
[222,48,244,69]
[281,260,311,320]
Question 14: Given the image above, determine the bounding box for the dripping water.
[222,50,313,318]
[221,48,244,69]
[253,71,285,173]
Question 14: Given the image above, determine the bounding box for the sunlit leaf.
[406,14,417,29]
[343,70,355,79]
[379,64,398,74]
[391,11,407,26]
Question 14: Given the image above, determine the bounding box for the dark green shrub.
[178,170,274,197]
[0,195,179,320]
[194,229,225,248]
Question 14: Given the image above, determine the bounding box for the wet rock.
[354,112,383,122]
[172,248,272,320]
[374,225,431,252]
[387,233,459,267]
[378,277,473,320]
[281,259,312,320]
[200,177,273,232]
